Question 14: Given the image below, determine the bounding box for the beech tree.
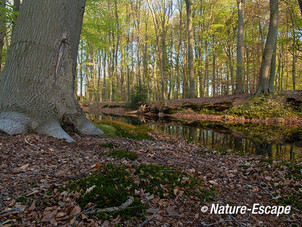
[0,0,6,72]
[235,0,245,94]
[185,0,195,98]
[0,0,103,141]
[256,0,279,94]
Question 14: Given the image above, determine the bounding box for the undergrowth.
[107,149,138,161]
[225,92,301,119]
[65,164,216,221]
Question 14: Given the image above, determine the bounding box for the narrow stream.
[87,113,302,162]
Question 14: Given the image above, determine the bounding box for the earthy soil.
[0,133,301,226]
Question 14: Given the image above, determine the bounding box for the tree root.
[0,111,103,142]
[36,121,74,142]
[75,115,104,136]
[0,112,30,135]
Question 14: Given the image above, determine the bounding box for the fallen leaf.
[26,190,39,197]
[178,190,184,197]
[264,176,272,181]
[69,206,81,217]
[41,210,57,223]
[173,188,179,196]
[8,199,16,207]
[166,205,179,216]
[28,201,36,212]
[252,186,259,192]
[56,211,67,218]
[209,180,218,186]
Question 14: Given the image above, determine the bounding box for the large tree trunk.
[269,41,277,91]
[185,0,195,98]
[235,0,245,94]
[0,0,103,142]
[255,0,278,94]
[0,0,6,73]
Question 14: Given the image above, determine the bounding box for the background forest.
[0,0,301,102]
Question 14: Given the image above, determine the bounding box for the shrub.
[128,85,148,109]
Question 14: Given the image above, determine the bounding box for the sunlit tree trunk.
[185,0,195,98]
[256,0,278,94]
[269,41,277,92]
[0,0,6,73]
[290,10,296,90]
[235,0,245,94]
[0,0,103,141]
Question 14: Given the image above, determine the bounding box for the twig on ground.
[230,215,245,227]
[72,197,135,226]
[201,215,250,226]
[86,196,134,214]
[0,208,23,214]
[72,205,97,227]
[138,192,160,227]
[127,158,141,165]
[139,208,159,227]
[253,183,276,199]
[24,136,40,150]
[154,153,173,161]
[200,219,233,226]
[163,214,182,217]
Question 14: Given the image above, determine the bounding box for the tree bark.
[290,10,296,90]
[269,41,277,91]
[0,0,103,141]
[0,0,6,73]
[255,0,278,94]
[298,0,302,16]
[185,0,195,98]
[235,0,245,94]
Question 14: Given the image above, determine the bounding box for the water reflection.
[87,113,302,161]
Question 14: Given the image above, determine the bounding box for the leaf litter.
[0,132,301,226]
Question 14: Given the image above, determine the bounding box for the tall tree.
[256,0,279,94]
[235,0,245,94]
[0,0,103,141]
[0,0,6,72]
[185,0,195,98]
[298,0,302,15]
[13,0,20,25]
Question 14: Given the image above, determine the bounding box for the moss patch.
[107,149,138,161]
[225,92,302,119]
[99,142,116,149]
[94,124,116,136]
[65,164,215,221]
[94,120,154,140]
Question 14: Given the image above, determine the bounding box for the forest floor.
[1,92,301,226]
[81,91,302,126]
[0,129,301,226]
